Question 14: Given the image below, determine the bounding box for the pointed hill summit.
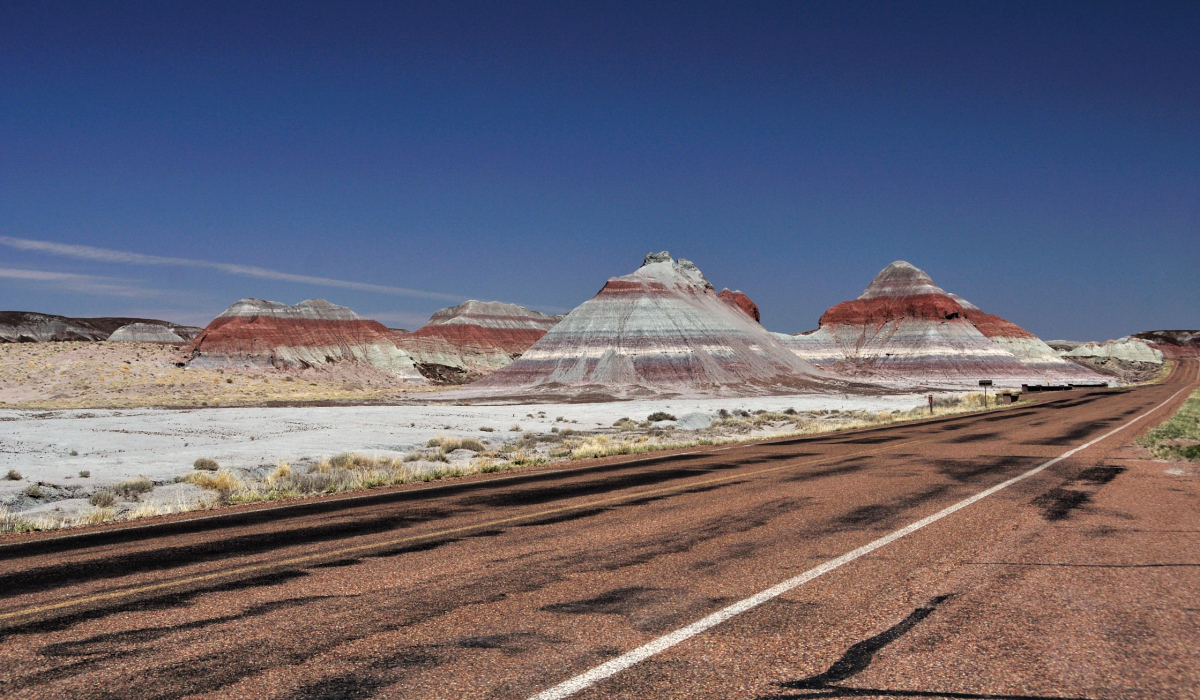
[396,300,562,383]
[474,252,829,393]
[775,261,1042,387]
[185,298,423,380]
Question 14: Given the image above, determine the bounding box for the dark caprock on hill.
[1133,330,1200,359]
[0,311,200,343]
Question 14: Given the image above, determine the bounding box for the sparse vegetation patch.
[89,490,116,508]
[114,477,154,499]
[1139,387,1200,461]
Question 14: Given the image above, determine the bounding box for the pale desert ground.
[0,341,977,531]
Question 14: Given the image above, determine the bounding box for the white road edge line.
[528,384,1194,700]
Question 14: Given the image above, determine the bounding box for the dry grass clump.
[114,477,154,499]
[23,484,45,499]
[1,506,46,534]
[646,412,676,422]
[185,468,245,495]
[193,458,219,471]
[183,451,530,506]
[459,438,486,452]
[4,469,21,481]
[567,434,690,460]
[89,490,117,508]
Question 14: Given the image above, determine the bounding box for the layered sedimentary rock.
[946,294,1104,380]
[475,252,828,392]
[1066,337,1163,364]
[396,300,562,383]
[775,261,1038,386]
[718,289,761,323]
[0,311,197,343]
[107,323,186,343]
[1132,330,1200,359]
[1058,336,1164,383]
[186,299,423,379]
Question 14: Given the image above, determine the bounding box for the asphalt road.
[2,360,1197,700]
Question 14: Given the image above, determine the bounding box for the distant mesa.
[473,251,829,393]
[718,289,761,323]
[107,323,187,344]
[1065,337,1163,364]
[396,300,562,384]
[0,311,198,343]
[185,298,423,380]
[774,261,1102,386]
[1132,330,1200,359]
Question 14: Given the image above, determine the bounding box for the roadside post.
[979,379,993,407]
[927,394,934,415]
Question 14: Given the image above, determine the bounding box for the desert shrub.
[784,408,797,415]
[327,453,388,471]
[717,409,730,419]
[70,449,79,456]
[509,424,522,432]
[23,484,45,499]
[186,468,244,494]
[426,437,443,447]
[479,426,495,432]
[5,469,21,481]
[193,458,219,471]
[459,438,485,452]
[403,452,422,462]
[115,477,154,498]
[79,470,90,478]
[89,490,116,508]
[647,412,677,422]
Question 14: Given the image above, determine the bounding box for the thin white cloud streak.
[0,267,161,298]
[0,236,463,302]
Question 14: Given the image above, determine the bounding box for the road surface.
[2,360,1197,699]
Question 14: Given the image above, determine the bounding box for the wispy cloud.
[0,267,163,298]
[0,236,463,302]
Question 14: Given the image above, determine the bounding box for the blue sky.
[2,1,1197,338]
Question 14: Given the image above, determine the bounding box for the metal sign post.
[979,379,993,407]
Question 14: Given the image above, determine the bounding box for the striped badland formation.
[475,252,829,392]
[185,298,423,380]
[396,300,562,382]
